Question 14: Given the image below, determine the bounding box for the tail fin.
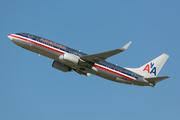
[126,53,169,78]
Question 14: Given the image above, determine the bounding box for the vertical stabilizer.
[126,54,169,78]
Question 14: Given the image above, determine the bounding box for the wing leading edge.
[81,41,132,63]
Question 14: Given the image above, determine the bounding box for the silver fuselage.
[8,33,150,86]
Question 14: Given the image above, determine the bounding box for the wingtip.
[122,41,132,50]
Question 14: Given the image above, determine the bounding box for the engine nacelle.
[52,60,71,72]
[59,53,79,64]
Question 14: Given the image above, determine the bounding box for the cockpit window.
[16,33,41,41]
[16,33,29,37]
[16,33,23,36]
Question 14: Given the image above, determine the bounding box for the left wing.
[80,41,132,63]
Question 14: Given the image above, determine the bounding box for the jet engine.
[59,53,79,64]
[52,60,71,72]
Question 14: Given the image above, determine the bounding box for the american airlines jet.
[8,33,169,87]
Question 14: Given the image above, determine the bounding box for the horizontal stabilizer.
[145,76,169,84]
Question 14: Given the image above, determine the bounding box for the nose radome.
[8,35,13,40]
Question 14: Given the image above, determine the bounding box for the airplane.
[8,33,169,87]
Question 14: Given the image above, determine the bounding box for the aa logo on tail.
[143,62,157,76]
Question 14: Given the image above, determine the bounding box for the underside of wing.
[80,41,132,63]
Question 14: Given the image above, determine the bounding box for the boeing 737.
[8,33,169,87]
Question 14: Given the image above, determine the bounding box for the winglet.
[122,41,132,50]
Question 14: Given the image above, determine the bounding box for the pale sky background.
[0,0,180,120]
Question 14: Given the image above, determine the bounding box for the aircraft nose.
[8,34,13,41]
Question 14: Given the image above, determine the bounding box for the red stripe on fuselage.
[9,34,64,54]
[94,64,135,81]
